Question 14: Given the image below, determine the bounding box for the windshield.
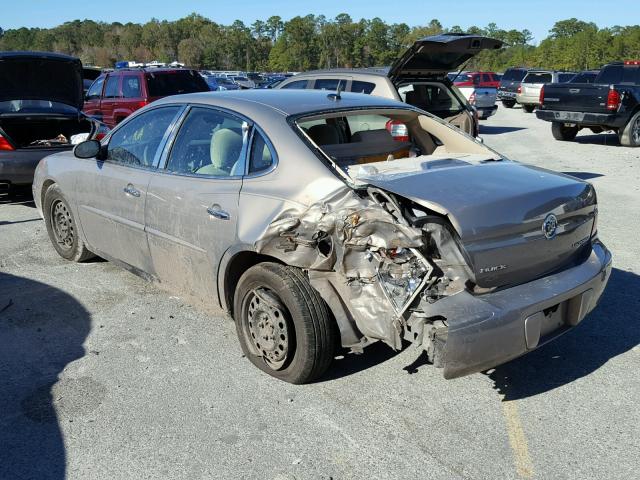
[295,108,498,183]
[145,71,208,97]
[0,100,79,115]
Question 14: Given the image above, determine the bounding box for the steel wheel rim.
[51,199,74,250]
[241,287,292,370]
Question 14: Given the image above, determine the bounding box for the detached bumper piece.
[405,241,612,379]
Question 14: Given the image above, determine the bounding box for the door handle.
[123,184,140,197]
[207,205,230,220]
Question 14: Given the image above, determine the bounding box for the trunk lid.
[388,34,503,83]
[0,52,83,109]
[358,160,596,288]
[541,83,611,113]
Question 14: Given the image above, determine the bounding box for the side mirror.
[74,139,102,159]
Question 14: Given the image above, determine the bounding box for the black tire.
[502,100,516,109]
[551,122,579,141]
[233,262,337,384]
[522,104,536,113]
[43,184,94,262]
[618,110,640,147]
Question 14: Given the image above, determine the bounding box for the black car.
[497,67,528,108]
[0,52,101,192]
[536,61,640,147]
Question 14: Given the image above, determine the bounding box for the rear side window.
[523,72,552,84]
[86,77,105,99]
[280,79,308,89]
[248,131,275,174]
[146,71,209,97]
[104,76,120,98]
[122,75,142,98]
[597,65,623,84]
[502,69,527,81]
[622,66,640,85]
[350,81,376,94]
[313,79,347,91]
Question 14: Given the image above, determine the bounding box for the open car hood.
[388,34,503,82]
[0,52,84,109]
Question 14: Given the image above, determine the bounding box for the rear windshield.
[558,73,576,83]
[570,71,599,83]
[398,83,465,116]
[502,69,527,81]
[145,71,208,97]
[523,72,552,84]
[295,109,499,183]
[0,100,78,114]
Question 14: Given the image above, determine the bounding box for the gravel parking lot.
[1,105,639,480]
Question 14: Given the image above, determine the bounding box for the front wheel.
[233,263,337,384]
[619,110,640,147]
[43,184,95,262]
[551,122,579,141]
[522,104,536,113]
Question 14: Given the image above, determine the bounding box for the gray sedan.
[33,90,612,383]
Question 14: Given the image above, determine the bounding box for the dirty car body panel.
[33,89,612,381]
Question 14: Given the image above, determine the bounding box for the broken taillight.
[385,120,409,142]
[0,134,14,151]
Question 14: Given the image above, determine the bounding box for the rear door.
[145,106,248,299]
[74,105,182,273]
[117,73,145,119]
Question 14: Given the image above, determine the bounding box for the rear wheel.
[619,110,640,147]
[43,184,94,262]
[551,122,579,141]
[233,263,337,384]
[522,104,536,113]
[502,100,516,109]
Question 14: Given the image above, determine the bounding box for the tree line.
[0,15,639,72]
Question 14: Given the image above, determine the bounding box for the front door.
[145,106,248,301]
[74,105,183,273]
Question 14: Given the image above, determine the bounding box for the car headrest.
[210,128,243,171]
[351,129,394,143]
[308,124,341,145]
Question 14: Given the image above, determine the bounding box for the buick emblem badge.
[542,214,558,239]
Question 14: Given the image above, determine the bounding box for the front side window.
[107,106,180,167]
[86,77,105,99]
[166,107,247,177]
[122,75,142,98]
[280,79,308,89]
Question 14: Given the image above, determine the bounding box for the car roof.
[291,67,391,78]
[0,50,79,62]
[153,89,412,117]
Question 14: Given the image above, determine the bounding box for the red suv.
[83,68,209,127]
[450,71,500,88]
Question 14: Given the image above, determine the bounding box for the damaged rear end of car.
[254,104,612,379]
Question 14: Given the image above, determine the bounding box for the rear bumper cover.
[477,105,498,119]
[0,148,69,186]
[425,240,612,379]
[535,109,626,128]
[516,93,539,105]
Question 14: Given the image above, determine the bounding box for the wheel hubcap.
[242,287,291,370]
[51,200,74,250]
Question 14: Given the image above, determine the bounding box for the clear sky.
[2,0,637,43]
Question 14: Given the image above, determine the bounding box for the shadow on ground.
[0,272,92,480]
[479,125,526,135]
[487,268,640,400]
[573,132,621,146]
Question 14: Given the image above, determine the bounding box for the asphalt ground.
[1,104,639,479]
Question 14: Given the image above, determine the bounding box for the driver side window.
[107,107,180,168]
